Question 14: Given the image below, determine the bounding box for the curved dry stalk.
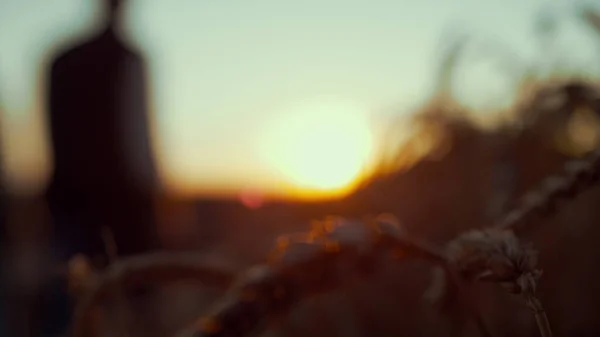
[526,295,552,337]
[174,217,491,337]
[69,252,238,337]
[515,273,552,337]
[497,147,600,233]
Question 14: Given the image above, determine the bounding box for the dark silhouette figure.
[39,0,162,335]
[46,0,160,260]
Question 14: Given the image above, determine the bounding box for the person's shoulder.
[49,39,96,69]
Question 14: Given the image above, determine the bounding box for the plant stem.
[526,295,553,337]
[69,253,236,337]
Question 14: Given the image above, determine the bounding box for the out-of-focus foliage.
[9,4,600,337]
[371,3,600,181]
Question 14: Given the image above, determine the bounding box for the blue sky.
[0,0,599,196]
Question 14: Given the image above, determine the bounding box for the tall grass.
[67,5,600,337]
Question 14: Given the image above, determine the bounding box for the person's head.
[103,0,125,25]
[107,0,124,12]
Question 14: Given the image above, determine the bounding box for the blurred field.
[68,77,600,337]
[78,77,600,337]
[4,4,600,337]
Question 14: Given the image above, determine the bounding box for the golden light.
[261,99,374,198]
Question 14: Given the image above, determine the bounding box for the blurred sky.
[0,0,599,197]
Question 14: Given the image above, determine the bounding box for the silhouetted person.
[40,0,162,335]
[46,0,160,260]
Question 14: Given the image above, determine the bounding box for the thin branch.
[526,295,552,337]
[496,147,600,233]
[69,252,237,337]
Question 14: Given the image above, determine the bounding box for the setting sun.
[261,99,374,198]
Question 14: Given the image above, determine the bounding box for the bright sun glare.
[262,99,374,198]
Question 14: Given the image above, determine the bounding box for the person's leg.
[36,204,104,337]
[110,195,164,337]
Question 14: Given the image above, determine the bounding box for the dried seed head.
[318,218,373,250]
[445,228,541,294]
[372,213,406,240]
[269,239,324,266]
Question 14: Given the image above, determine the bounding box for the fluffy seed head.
[445,228,541,294]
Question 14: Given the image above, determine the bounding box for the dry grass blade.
[518,274,552,337]
[174,217,491,337]
[69,252,237,337]
[497,148,600,233]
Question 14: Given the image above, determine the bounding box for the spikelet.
[445,229,541,292]
[498,147,600,232]
[425,228,541,299]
